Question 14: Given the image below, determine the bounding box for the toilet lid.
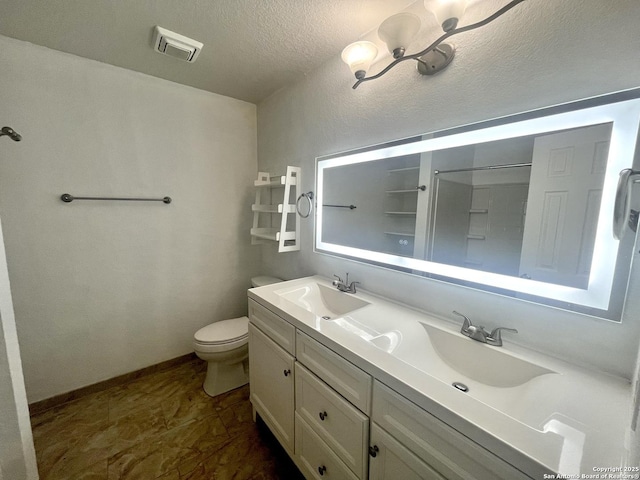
[194,316,249,345]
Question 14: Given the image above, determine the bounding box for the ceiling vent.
[153,26,203,63]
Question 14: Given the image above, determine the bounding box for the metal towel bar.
[61,194,172,204]
[323,204,356,210]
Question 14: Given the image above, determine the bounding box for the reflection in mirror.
[316,92,640,321]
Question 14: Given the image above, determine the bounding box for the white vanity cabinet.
[248,297,533,480]
[248,300,297,455]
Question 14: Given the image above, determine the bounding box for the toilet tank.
[251,276,283,288]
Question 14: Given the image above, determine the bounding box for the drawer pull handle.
[283,369,291,377]
[318,465,327,476]
[369,445,379,458]
[319,411,328,421]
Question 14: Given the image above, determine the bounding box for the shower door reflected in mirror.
[316,93,640,318]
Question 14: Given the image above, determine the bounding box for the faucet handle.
[488,327,518,346]
[452,310,473,333]
[333,274,343,286]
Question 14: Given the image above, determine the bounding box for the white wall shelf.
[251,166,301,252]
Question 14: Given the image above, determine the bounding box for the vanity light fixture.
[341,0,526,89]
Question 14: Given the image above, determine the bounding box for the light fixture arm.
[352,0,526,89]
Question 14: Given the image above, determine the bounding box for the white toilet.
[193,275,282,397]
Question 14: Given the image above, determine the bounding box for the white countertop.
[248,275,632,478]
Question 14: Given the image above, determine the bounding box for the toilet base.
[202,359,249,397]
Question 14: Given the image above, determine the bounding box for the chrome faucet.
[453,311,518,347]
[333,273,360,294]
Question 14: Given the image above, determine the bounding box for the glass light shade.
[377,13,421,57]
[426,0,468,31]
[341,41,378,78]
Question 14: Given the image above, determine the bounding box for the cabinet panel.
[296,330,372,414]
[295,363,369,479]
[248,323,295,455]
[249,299,296,354]
[372,381,530,480]
[369,423,445,480]
[295,413,359,480]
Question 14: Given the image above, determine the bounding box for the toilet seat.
[194,316,249,353]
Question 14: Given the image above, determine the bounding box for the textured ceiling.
[0,0,415,104]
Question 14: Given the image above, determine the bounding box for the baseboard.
[28,352,198,415]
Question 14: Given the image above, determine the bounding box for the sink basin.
[420,323,557,388]
[276,282,370,318]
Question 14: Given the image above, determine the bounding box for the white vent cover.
[153,26,203,63]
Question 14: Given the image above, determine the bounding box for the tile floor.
[30,358,305,479]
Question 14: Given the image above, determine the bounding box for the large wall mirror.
[315,91,640,321]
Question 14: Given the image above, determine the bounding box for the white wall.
[257,0,640,379]
[0,35,260,403]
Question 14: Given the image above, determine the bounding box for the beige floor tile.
[160,388,219,430]
[31,391,110,449]
[107,439,169,480]
[32,358,301,480]
[161,414,230,473]
[190,428,275,479]
[212,385,250,412]
[71,459,109,480]
[180,463,208,480]
[107,383,165,422]
[156,469,180,479]
[218,401,255,438]
[36,428,114,480]
[108,405,168,455]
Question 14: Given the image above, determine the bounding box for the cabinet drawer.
[295,413,359,480]
[369,423,445,480]
[249,299,296,355]
[296,330,372,414]
[372,381,530,480]
[295,363,368,479]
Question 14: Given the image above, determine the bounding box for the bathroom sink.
[275,282,370,318]
[420,323,557,388]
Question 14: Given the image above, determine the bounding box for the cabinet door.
[249,323,295,454]
[369,424,445,480]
